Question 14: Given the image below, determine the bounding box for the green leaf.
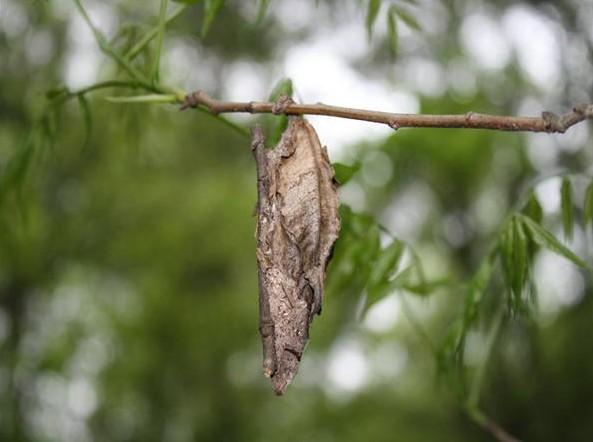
[105,94,178,103]
[201,0,225,38]
[499,220,514,292]
[387,6,398,56]
[74,0,151,85]
[77,94,93,149]
[393,6,421,30]
[511,216,527,305]
[519,214,590,270]
[268,77,293,102]
[366,0,381,40]
[401,277,456,296]
[327,205,383,301]
[366,239,405,307]
[256,0,270,25]
[333,161,361,185]
[584,180,593,229]
[522,191,543,224]
[560,177,574,240]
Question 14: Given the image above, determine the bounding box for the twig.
[466,407,521,442]
[182,90,593,134]
[151,0,169,82]
[126,4,187,61]
[467,306,504,408]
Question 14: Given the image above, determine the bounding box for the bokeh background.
[1,0,593,440]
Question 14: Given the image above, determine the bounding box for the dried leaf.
[252,117,340,395]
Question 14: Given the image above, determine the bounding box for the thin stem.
[195,107,250,138]
[105,94,178,104]
[73,0,154,89]
[400,294,437,356]
[466,406,521,442]
[151,0,169,82]
[125,5,187,61]
[468,305,504,407]
[73,80,146,96]
[182,90,593,134]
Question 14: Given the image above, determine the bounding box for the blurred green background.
[1,0,592,441]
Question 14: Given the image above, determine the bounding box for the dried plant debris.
[252,116,340,395]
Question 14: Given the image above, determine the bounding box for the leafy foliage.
[364,0,421,54]
[2,1,593,441]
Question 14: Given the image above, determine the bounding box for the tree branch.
[466,407,522,442]
[182,90,593,134]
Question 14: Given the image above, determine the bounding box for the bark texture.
[252,117,340,395]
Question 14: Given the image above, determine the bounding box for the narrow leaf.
[522,191,543,224]
[511,216,527,304]
[560,177,574,240]
[256,0,270,25]
[268,78,293,101]
[333,161,361,185]
[202,0,225,38]
[393,6,421,30]
[387,6,398,56]
[499,220,514,290]
[519,214,590,269]
[584,181,593,229]
[366,239,405,307]
[366,0,381,40]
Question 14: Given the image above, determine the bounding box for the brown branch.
[466,406,522,442]
[181,90,593,134]
[483,417,522,442]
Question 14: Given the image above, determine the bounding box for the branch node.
[388,119,400,131]
[465,111,475,122]
[180,91,201,111]
[542,111,564,133]
[272,95,294,115]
